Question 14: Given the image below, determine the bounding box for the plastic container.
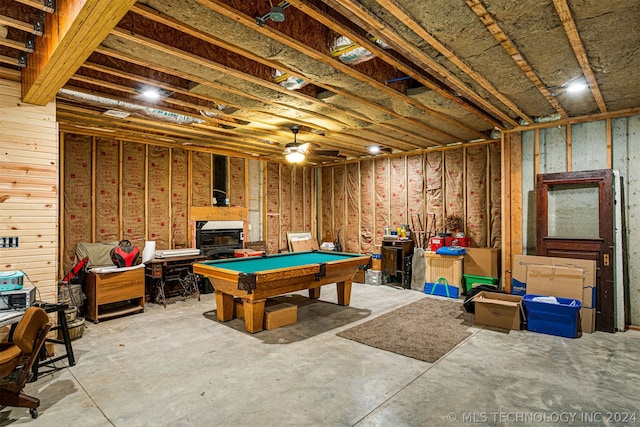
[523,294,581,338]
[463,274,499,292]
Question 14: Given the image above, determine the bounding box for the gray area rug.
[337,296,475,363]
[203,294,372,344]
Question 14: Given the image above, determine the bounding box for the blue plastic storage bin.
[523,294,581,338]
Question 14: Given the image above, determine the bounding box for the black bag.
[110,240,140,267]
[463,284,502,314]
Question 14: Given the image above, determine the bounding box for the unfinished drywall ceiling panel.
[539,126,568,174]
[320,167,333,242]
[122,142,146,249]
[444,149,464,221]
[521,131,536,254]
[374,158,390,245]
[95,138,120,243]
[63,133,93,272]
[192,152,211,207]
[148,146,171,250]
[466,146,487,247]
[571,121,608,171]
[265,162,280,254]
[489,142,502,247]
[407,154,425,234]
[612,115,640,325]
[346,162,360,253]
[280,164,293,251]
[171,148,189,248]
[334,165,347,245]
[390,157,407,228]
[359,160,375,254]
[229,157,246,208]
[426,151,444,234]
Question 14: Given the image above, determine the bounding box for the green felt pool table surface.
[193,250,371,333]
[195,251,364,273]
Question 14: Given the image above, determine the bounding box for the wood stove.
[195,220,244,259]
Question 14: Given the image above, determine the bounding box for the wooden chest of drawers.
[86,268,145,323]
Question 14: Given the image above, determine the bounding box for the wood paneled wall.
[0,79,58,301]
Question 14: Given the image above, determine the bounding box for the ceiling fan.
[283,126,341,163]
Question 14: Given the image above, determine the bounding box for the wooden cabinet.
[86,269,145,323]
[381,239,414,288]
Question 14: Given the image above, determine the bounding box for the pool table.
[193,250,371,332]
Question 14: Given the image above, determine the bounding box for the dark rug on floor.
[203,294,371,344]
[337,296,475,363]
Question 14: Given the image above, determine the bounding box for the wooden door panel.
[536,170,615,332]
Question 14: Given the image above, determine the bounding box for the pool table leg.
[244,299,266,333]
[336,280,352,305]
[215,291,234,321]
[308,287,321,299]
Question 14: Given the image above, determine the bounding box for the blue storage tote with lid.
[523,294,581,338]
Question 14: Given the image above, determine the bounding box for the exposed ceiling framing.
[1,0,638,164]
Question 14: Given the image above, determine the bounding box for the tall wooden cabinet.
[381,239,414,288]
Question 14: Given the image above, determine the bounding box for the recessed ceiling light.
[566,82,588,93]
[142,89,162,99]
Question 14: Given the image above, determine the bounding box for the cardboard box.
[581,307,596,334]
[234,298,245,319]
[464,248,501,278]
[263,303,297,330]
[525,264,596,334]
[371,258,382,271]
[526,265,584,301]
[353,268,365,283]
[511,255,596,296]
[473,291,524,330]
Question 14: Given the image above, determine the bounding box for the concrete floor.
[2,282,639,426]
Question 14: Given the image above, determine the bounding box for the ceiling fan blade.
[308,149,341,157]
[297,142,312,152]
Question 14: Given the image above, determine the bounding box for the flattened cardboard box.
[513,255,596,287]
[473,291,524,330]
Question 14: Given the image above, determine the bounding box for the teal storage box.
[523,294,581,338]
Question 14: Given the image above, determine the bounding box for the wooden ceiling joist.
[0,35,34,52]
[375,0,533,124]
[465,0,568,119]
[319,0,518,128]
[286,0,487,140]
[21,0,137,105]
[0,14,43,35]
[91,46,430,152]
[132,4,478,146]
[193,0,459,147]
[0,54,23,67]
[14,0,55,13]
[552,0,607,113]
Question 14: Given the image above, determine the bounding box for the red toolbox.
[445,236,471,247]
[429,237,445,252]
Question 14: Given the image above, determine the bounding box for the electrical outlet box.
[0,237,19,248]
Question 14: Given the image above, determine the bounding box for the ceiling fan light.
[285,151,305,163]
